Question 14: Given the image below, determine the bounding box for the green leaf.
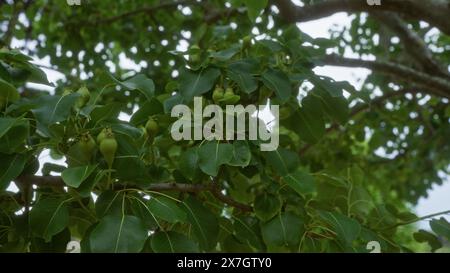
[0,118,29,154]
[282,170,316,196]
[261,68,292,103]
[413,230,442,252]
[110,123,143,139]
[112,134,149,184]
[198,141,233,176]
[348,186,373,217]
[0,49,49,84]
[261,212,304,248]
[228,170,255,204]
[179,67,220,101]
[30,228,71,253]
[147,196,186,223]
[0,78,20,103]
[88,102,122,125]
[128,196,158,229]
[163,93,184,113]
[183,196,219,251]
[178,147,200,180]
[430,217,450,241]
[311,87,349,124]
[79,223,96,253]
[227,59,258,94]
[90,214,148,253]
[222,234,254,252]
[290,95,325,143]
[0,153,26,190]
[29,197,70,242]
[210,45,240,61]
[229,141,251,167]
[0,117,17,138]
[244,0,268,22]
[78,170,106,198]
[233,216,264,250]
[111,74,155,101]
[150,231,199,253]
[254,193,281,221]
[266,147,299,176]
[359,227,389,252]
[130,98,164,125]
[311,76,343,97]
[0,191,21,213]
[95,191,124,218]
[32,93,80,136]
[319,211,361,245]
[61,165,97,188]
[258,40,284,52]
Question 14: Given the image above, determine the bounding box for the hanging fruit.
[220,87,241,104]
[79,132,97,160]
[242,35,252,49]
[99,131,117,169]
[145,116,159,137]
[75,86,91,108]
[189,44,201,64]
[96,127,111,144]
[212,86,224,103]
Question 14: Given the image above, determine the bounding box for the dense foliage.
[0,0,449,253]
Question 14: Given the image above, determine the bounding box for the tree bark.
[274,0,450,35]
[16,175,253,212]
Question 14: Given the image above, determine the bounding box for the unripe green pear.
[212,87,224,103]
[62,89,73,96]
[99,135,117,169]
[242,36,252,49]
[145,117,159,136]
[75,86,90,108]
[224,87,235,97]
[220,88,240,104]
[97,127,111,144]
[79,133,96,160]
[279,107,292,120]
[189,45,201,64]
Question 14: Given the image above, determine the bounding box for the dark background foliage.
[0,0,449,253]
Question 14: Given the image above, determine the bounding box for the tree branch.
[298,88,414,155]
[1,1,19,46]
[85,0,198,25]
[16,175,253,212]
[383,209,450,230]
[16,175,64,188]
[317,54,450,98]
[209,183,252,212]
[273,0,450,35]
[372,12,450,79]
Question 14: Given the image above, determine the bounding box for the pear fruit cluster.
[212,86,240,104]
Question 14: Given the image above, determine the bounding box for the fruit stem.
[107,170,112,190]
